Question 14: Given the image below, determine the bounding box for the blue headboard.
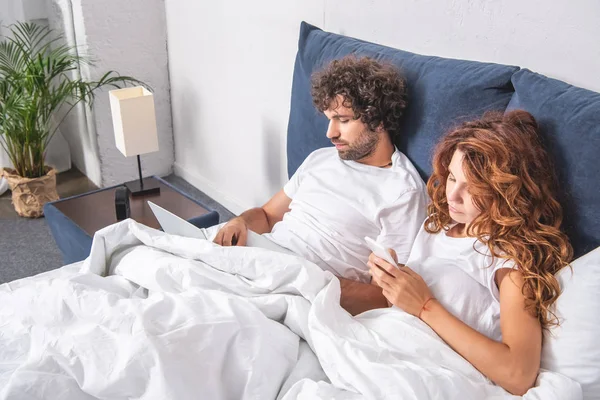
[287,22,518,181]
[286,22,600,258]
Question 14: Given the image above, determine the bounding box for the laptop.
[147,201,295,255]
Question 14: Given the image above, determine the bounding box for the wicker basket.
[2,168,59,218]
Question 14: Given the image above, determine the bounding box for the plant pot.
[2,167,59,218]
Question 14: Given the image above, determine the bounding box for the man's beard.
[336,130,380,161]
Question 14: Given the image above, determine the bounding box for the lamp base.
[125,178,161,197]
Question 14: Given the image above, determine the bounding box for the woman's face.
[446,150,481,227]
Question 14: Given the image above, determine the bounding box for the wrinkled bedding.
[0,220,582,399]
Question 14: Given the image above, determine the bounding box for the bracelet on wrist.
[418,297,435,320]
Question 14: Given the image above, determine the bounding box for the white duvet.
[0,220,582,399]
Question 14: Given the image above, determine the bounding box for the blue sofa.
[286,22,600,260]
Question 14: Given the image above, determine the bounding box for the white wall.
[0,2,23,37]
[79,0,174,187]
[325,0,600,93]
[45,0,97,181]
[46,0,173,187]
[166,0,600,215]
[0,0,46,36]
[166,0,324,213]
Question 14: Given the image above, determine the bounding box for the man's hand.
[213,217,248,246]
[213,190,292,247]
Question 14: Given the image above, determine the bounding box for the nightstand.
[44,176,219,265]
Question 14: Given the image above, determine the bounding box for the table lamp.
[109,86,160,196]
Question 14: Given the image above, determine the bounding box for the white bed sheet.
[0,220,582,399]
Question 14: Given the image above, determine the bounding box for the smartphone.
[365,237,398,267]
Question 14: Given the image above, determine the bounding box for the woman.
[369,110,573,396]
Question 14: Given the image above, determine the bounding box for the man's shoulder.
[308,146,337,158]
[390,151,427,196]
[302,146,337,166]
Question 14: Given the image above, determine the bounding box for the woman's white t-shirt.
[406,223,515,341]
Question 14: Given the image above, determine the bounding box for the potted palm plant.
[0,22,146,217]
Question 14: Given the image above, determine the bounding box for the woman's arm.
[421,269,541,395]
[370,258,541,396]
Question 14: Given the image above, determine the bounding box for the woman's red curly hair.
[425,110,573,328]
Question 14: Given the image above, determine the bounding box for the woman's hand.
[369,248,397,286]
[368,254,434,317]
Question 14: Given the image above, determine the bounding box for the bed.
[1,22,599,400]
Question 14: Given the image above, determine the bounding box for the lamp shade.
[109,87,159,157]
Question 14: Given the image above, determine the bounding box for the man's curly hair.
[311,56,407,139]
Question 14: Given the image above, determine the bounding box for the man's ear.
[376,123,385,133]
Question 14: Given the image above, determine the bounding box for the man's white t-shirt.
[265,147,427,283]
[406,222,516,341]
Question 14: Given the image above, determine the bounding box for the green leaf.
[0,21,148,178]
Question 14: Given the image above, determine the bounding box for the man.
[214,56,428,314]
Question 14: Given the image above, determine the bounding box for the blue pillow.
[287,22,519,180]
[507,70,600,258]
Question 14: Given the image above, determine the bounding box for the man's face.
[323,96,380,161]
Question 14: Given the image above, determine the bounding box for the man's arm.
[338,248,398,315]
[214,189,291,246]
[338,277,390,315]
[378,188,428,264]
